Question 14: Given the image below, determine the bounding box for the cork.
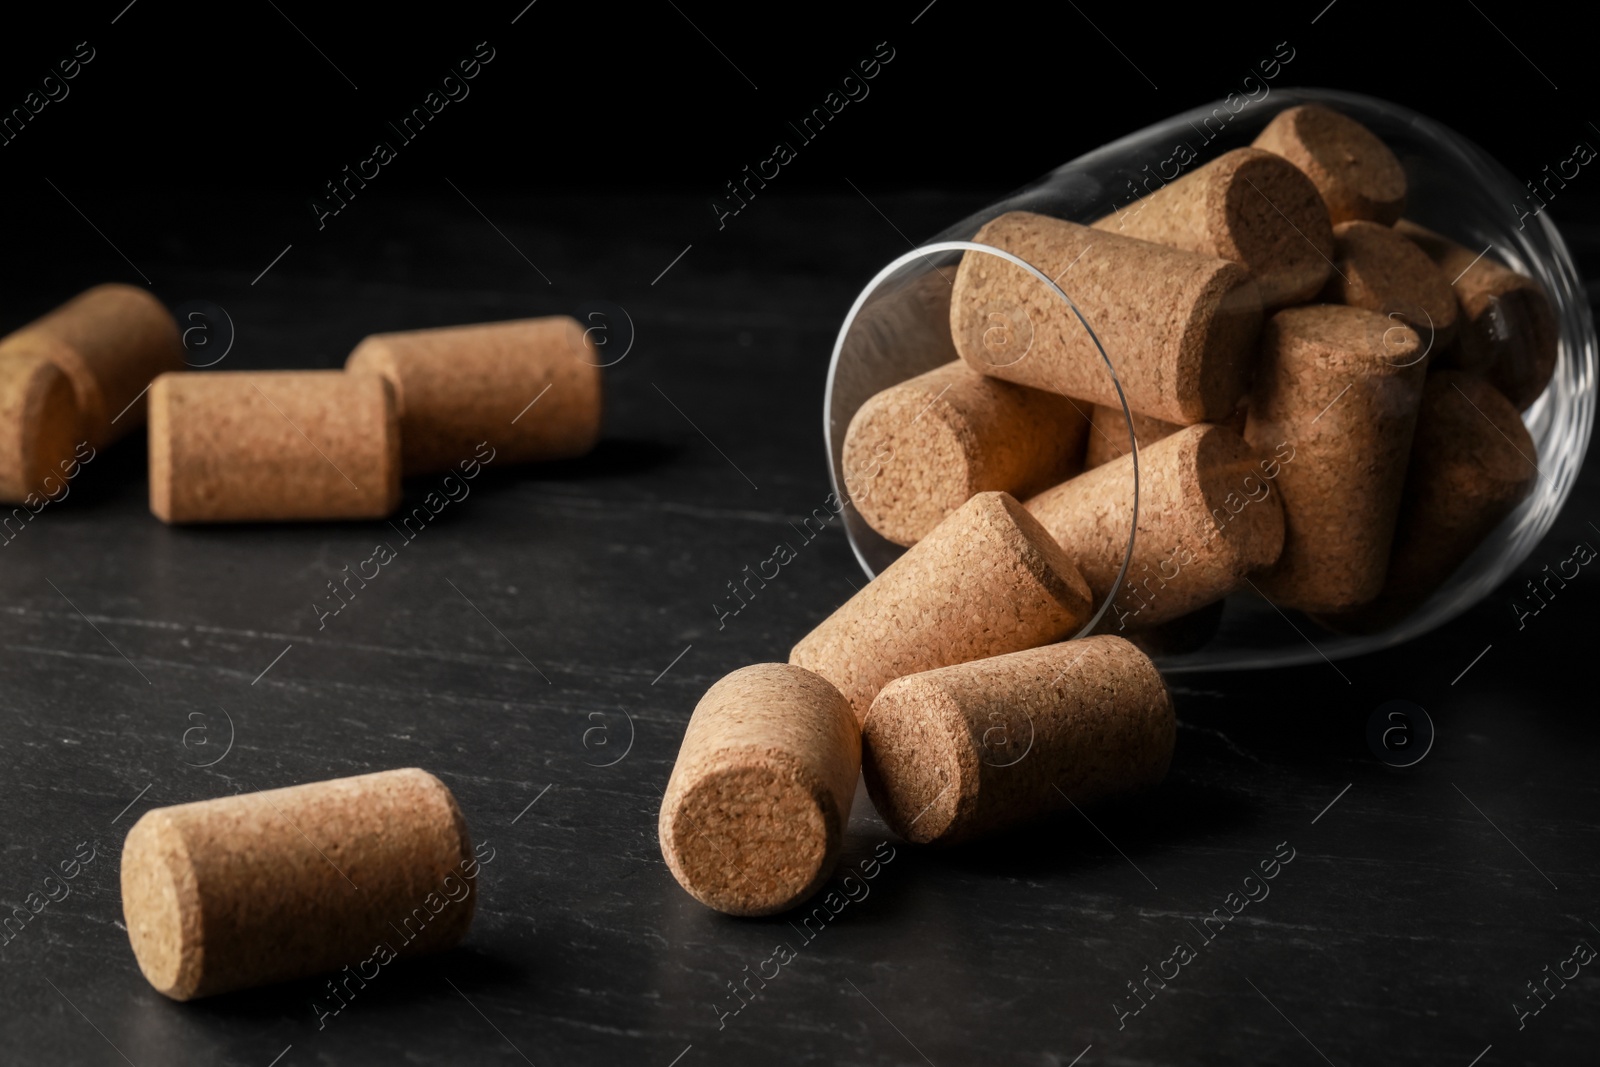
[658,663,859,917]
[0,284,183,447]
[1026,424,1284,632]
[121,768,477,1001]
[842,361,1090,546]
[1317,373,1536,632]
[0,353,80,504]
[148,370,401,524]
[790,490,1093,722]
[862,636,1173,846]
[1252,104,1406,225]
[1095,147,1335,308]
[1245,305,1427,612]
[1396,220,1558,410]
[1322,220,1458,352]
[1082,402,1181,470]
[346,316,603,475]
[950,211,1263,425]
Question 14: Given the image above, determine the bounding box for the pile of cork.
[659,104,1554,917]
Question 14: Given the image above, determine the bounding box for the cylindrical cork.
[121,768,477,1001]
[862,636,1173,845]
[791,490,1093,722]
[1396,220,1558,410]
[346,317,603,475]
[1252,104,1406,225]
[1322,220,1458,352]
[148,370,401,523]
[1026,424,1284,632]
[1094,147,1334,308]
[842,361,1090,546]
[1245,305,1427,613]
[1082,403,1182,470]
[1317,373,1537,632]
[0,353,81,504]
[950,211,1263,425]
[658,663,859,917]
[0,284,183,447]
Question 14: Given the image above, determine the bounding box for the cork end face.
[843,388,973,547]
[375,375,404,516]
[1258,105,1406,225]
[147,374,176,523]
[121,812,204,1000]
[1183,267,1262,424]
[986,491,1094,628]
[1191,424,1286,573]
[345,338,405,416]
[862,678,975,845]
[1325,221,1459,351]
[0,356,81,501]
[1220,149,1334,307]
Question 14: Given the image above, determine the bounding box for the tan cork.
[1094,147,1335,308]
[658,663,859,917]
[1317,373,1536,632]
[0,353,80,504]
[1026,424,1284,632]
[862,636,1173,845]
[950,211,1263,425]
[1396,220,1558,410]
[148,370,401,524]
[1253,104,1406,225]
[842,361,1089,546]
[1246,305,1427,613]
[346,316,603,475]
[121,768,477,1001]
[790,490,1093,722]
[1083,402,1182,470]
[0,284,183,447]
[1322,220,1458,352]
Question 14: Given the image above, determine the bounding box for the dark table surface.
[2,186,1597,1067]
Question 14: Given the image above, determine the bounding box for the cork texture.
[1322,220,1458,352]
[0,353,80,504]
[1246,305,1427,612]
[950,211,1263,425]
[659,663,859,917]
[1082,402,1182,470]
[0,283,183,447]
[843,361,1089,546]
[1317,373,1536,632]
[346,316,603,475]
[121,768,476,1001]
[1253,104,1406,225]
[148,370,401,523]
[1396,220,1558,410]
[790,491,1094,722]
[1094,147,1334,308]
[862,636,1173,845]
[1026,424,1284,631]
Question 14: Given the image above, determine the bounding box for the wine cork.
[1026,424,1284,632]
[1317,373,1536,632]
[1396,220,1558,410]
[1245,305,1427,613]
[862,636,1173,845]
[1253,104,1406,225]
[1082,402,1181,470]
[951,211,1263,425]
[843,361,1089,546]
[791,490,1093,722]
[658,663,859,917]
[121,768,477,1001]
[148,370,401,523]
[0,284,183,447]
[1322,220,1458,352]
[0,353,80,504]
[1095,147,1335,308]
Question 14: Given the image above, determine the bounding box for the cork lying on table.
[121,768,478,1001]
[148,370,401,523]
[346,316,603,475]
[659,663,859,916]
[1246,305,1427,613]
[950,211,1263,425]
[1322,220,1458,353]
[0,353,80,505]
[1026,424,1285,632]
[1082,402,1182,470]
[790,491,1094,723]
[843,361,1089,546]
[0,284,183,447]
[1094,147,1334,308]
[1317,373,1536,632]
[1253,104,1407,225]
[862,636,1173,845]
